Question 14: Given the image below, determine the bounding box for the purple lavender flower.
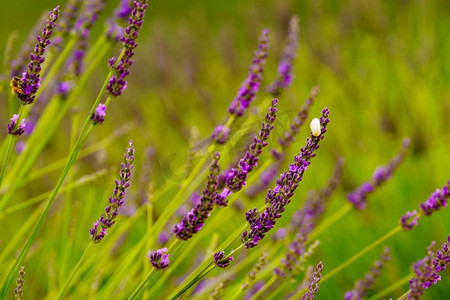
[419,180,449,216]
[344,247,391,300]
[15,6,59,105]
[217,99,278,207]
[407,236,450,299]
[267,15,300,96]
[228,29,269,116]
[300,261,323,300]
[214,251,234,268]
[150,248,170,270]
[241,108,330,249]
[348,138,410,210]
[106,0,148,97]
[89,140,135,243]
[91,103,107,125]
[400,210,419,231]
[211,125,230,145]
[14,266,25,300]
[274,85,319,157]
[106,0,133,42]
[246,162,281,198]
[400,180,449,230]
[7,114,26,136]
[174,153,221,241]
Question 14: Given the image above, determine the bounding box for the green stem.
[308,203,352,240]
[397,290,410,300]
[320,226,401,284]
[57,242,93,299]
[368,273,411,300]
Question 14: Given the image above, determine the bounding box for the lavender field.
[0,0,449,299]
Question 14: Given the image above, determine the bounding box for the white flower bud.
[310,118,321,137]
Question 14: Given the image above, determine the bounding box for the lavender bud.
[211,125,230,145]
[214,251,234,268]
[91,103,107,125]
[7,114,26,136]
[149,248,170,270]
[14,266,25,300]
[300,261,324,300]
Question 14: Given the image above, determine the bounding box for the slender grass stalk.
[367,273,411,300]
[57,242,93,299]
[308,203,352,240]
[397,290,410,300]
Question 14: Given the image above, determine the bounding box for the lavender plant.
[0,1,449,299]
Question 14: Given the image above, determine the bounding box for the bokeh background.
[0,0,449,298]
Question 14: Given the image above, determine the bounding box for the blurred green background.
[0,0,449,299]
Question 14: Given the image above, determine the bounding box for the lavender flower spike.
[267,15,300,97]
[217,99,278,206]
[348,138,410,210]
[400,180,449,231]
[344,247,391,300]
[7,114,26,136]
[407,236,450,299]
[174,153,221,240]
[214,251,234,268]
[300,261,323,300]
[15,6,59,105]
[107,0,148,97]
[228,29,269,116]
[150,248,170,270]
[91,103,107,125]
[14,266,25,300]
[241,108,330,249]
[90,140,135,243]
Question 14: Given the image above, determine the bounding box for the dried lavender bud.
[106,0,134,42]
[15,6,60,105]
[218,99,278,206]
[300,261,323,300]
[344,247,391,300]
[89,140,135,243]
[211,125,230,145]
[174,153,221,240]
[400,180,449,230]
[348,138,410,210]
[214,251,234,268]
[7,114,26,136]
[267,15,300,97]
[228,29,269,116]
[107,0,148,97]
[150,247,170,270]
[400,210,419,231]
[14,266,25,300]
[242,253,268,291]
[274,85,319,157]
[241,108,330,249]
[209,282,224,300]
[91,103,107,125]
[407,236,450,300]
